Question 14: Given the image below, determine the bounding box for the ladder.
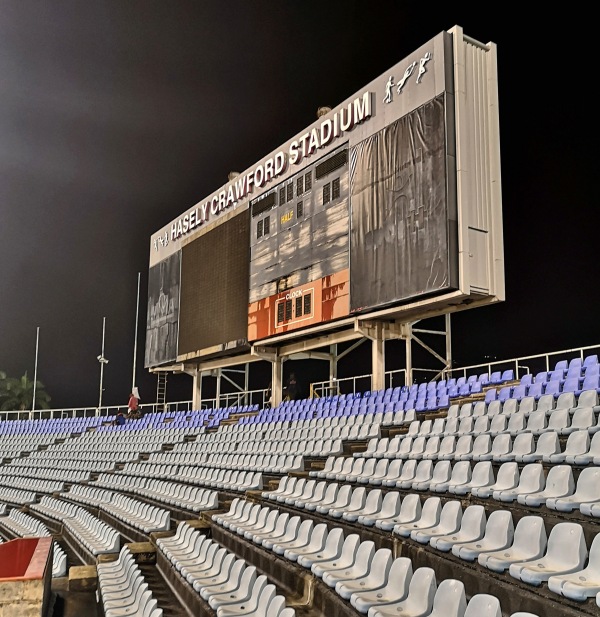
[156,373,167,411]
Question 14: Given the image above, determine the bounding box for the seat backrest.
[464,594,502,617]
[536,394,555,413]
[544,465,574,495]
[512,515,547,556]
[577,388,599,408]
[495,461,519,487]
[431,460,452,482]
[547,408,569,430]
[545,522,587,569]
[471,460,494,484]
[449,461,471,483]
[555,391,576,410]
[575,466,600,498]
[519,396,537,414]
[482,509,514,544]
[428,578,466,617]
[403,567,437,613]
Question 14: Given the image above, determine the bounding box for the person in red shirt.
[127,392,139,417]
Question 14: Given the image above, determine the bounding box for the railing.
[3,342,599,421]
[199,388,269,411]
[0,400,194,423]
[445,343,600,382]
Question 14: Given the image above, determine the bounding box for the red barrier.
[0,537,52,580]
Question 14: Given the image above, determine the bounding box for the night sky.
[0,3,596,409]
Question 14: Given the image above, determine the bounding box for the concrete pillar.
[405,323,413,385]
[371,323,385,392]
[192,369,202,410]
[271,356,283,407]
[329,344,338,395]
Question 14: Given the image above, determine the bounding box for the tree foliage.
[0,371,51,411]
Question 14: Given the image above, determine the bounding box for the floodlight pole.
[31,326,40,415]
[132,272,140,391]
[98,317,107,411]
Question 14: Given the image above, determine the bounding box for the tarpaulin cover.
[350,94,456,312]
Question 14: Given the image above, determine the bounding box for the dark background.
[0,2,596,409]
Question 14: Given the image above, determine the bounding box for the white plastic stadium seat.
[517,465,574,507]
[411,500,462,545]
[430,505,486,552]
[452,509,513,562]
[426,578,466,617]
[350,556,412,614]
[547,533,600,601]
[509,522,587,585]
[478,515,547,573]
[367,567,436,617]
[463,594,501,617]
[321,540,375,588]
[335,547,393,600]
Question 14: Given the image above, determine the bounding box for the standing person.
[285,372,299,401]
[127,391,139,418]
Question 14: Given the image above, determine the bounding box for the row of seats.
[214,501,542,615]
[101,494,170,535]
[91,468,263,496]
[405,406,600,440]
[156,522,295,617]
[450,389,600,419]
[146,451,305,474]
[487,377,600,403]
[97,545,163,617]
[222,493,600,603]
[304,460,600,514]
[129,480,218,514]
[0,474,63,495]
[0,487,36,505]
[355,429,600,464]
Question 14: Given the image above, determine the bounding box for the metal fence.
[3,342,599,420]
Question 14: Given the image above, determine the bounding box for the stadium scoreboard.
[145,26,504,369]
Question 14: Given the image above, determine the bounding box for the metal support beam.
[329,344,337,383]
[404,315,453,384]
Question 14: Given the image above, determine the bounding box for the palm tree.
[0,371,51,411]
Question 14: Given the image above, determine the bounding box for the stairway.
[138,562,188,617]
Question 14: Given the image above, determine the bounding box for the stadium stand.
[2,353,600,615]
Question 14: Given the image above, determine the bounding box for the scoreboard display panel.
[248,145,350,340]
[146,27,503,368]
[178,210,250,357]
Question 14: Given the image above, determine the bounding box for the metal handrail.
[3,342,599,420]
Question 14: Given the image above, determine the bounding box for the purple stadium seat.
[485,389,498,404]
[527,382,544,400]
[562,378,581,395]
[544,381,561,398]
[511,385,528,401]
[578,375,600,396]
[490,371,503,385]
[554,359,569,372]
[520,374,533,387]
[498,387,513,403]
